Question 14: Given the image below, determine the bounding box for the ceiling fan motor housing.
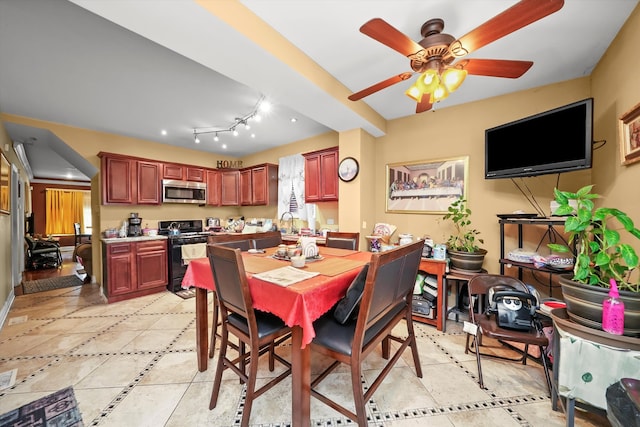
[411,19,455,73]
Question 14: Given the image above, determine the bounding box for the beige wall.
[1,3,639,311]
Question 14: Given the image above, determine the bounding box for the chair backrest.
[252,231,282,249]
[74,222,81,235]
[353,240,423,350]
[467,274,530,321]
[326,231,360,250]
[207,233,252,251]
[207,244,257,328]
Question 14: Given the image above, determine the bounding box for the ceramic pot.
[559,275,640,337]
[447,248,487,273]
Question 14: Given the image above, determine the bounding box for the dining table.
[181,244,371,427]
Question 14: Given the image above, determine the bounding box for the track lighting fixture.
[192,95,268,144]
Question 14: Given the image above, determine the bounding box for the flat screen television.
[485,98,593,179]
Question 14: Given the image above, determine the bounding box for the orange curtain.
[45,189,84,235]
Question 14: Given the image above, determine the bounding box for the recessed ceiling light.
[251,133,256,138]
[291,117,298,123]
[222,144,227,149]
[161,130,167,136]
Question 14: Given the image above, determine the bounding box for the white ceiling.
[0,0,637,181]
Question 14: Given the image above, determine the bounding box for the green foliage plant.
[442,198,484,253]
[548,185,640,293]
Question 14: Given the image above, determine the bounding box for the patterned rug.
[22,276,84,295]
[0,386,84,426]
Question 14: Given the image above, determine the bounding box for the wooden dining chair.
[206,234,252,358]
[464,274,551,393]
[309,239,424,426]
[251,230,282,249]
[325,231,360,250]
[207,244,291,427]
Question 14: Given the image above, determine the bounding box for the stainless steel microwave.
[162,179,206,204]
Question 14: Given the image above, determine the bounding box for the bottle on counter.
[602,278,625,335]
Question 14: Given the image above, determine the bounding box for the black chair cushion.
[333,264,369,325]
[228,311,288,339]
[314,301,404,356]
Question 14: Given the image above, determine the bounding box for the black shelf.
[498,218,575,298]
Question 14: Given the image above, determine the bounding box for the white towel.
[181,243,207,264]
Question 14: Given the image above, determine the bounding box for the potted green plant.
[548,185,640,337]
[442,198,487,272]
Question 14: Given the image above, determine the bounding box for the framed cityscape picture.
[386,156,468,214]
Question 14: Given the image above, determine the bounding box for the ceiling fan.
[348,0,565,113]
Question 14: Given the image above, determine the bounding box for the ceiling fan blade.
[444,0,564,60]
[348,72,414,101]
[416,97,433,114]
[360,18,425,59]
[453,59,533,78]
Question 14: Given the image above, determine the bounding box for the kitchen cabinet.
[99,153,161,205]
[240,163,278,206]
[303,147,338,202]
[206,169,221,206]
[102,239,167,303]
[163,163,205,182]
[220,170,240,206]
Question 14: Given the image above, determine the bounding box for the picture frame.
[386,156,468,214]
[619,101,640,165]
[0,151,10,214]
[338,157,359,182]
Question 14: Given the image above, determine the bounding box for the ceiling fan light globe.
[405,84,423,102]
[417,69,440,94]
[441,68,467,92]
[430,84,449,103]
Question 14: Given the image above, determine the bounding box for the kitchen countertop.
[101,235,168,243]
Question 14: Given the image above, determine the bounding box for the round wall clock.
[338,157,359,182]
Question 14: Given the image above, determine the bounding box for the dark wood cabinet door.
[102,156,135,204]
[304,154,322,202]
[320,149,338,201]
[136,241,167,289]
[186,167,205,182]
[240,169,252,205]
[304,147,338,202]
[163,163,184,180]
[137,161,161,204]
[106,243,135,296]
[206,169,221,206]
[220,170,240,206]
[251,166,267,205]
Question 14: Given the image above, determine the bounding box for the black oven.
[158,220,209,292]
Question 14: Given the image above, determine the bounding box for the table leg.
[291,325,310,427]
[196,287,208,372]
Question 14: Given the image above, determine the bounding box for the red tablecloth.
[182,251,371,347]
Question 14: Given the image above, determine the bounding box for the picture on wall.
[619,101,640,165]
[0,151,10,214]
[386,156,468,214]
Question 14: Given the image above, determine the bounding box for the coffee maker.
[127,213,143,237]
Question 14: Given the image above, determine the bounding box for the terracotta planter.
[558,275,640,338]
[447,249,487,273]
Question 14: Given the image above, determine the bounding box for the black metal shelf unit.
[498,217,574,297]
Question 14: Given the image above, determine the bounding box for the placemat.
[243,256,286,273]
[304,257,367,276]
[319,247,358,257]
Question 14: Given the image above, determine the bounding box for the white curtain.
[278,154,306,220]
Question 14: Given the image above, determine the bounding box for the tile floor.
[0,282,608,426]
